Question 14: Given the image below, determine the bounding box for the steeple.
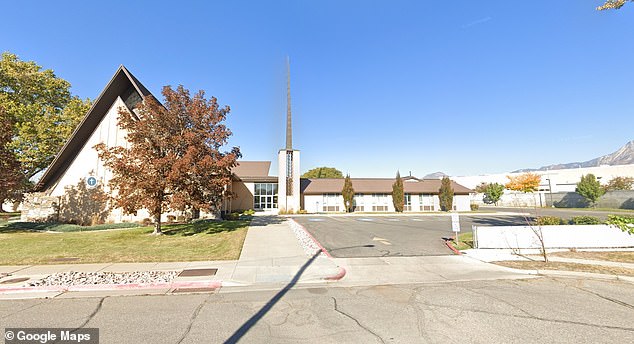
[286,56,293,150]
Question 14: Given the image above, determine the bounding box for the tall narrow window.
[286,151,293,195]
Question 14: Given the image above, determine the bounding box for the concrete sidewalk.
[0,216,344,299]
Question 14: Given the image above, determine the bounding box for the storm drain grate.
[0,277,30,284]
[178,268,218,277]
[171,287,218,294]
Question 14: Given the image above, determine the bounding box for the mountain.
[513,141,634,173]
[423,171,449,179]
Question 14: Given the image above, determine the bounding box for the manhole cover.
[172,287,218,294]
[178,268,218,277]
[49,257,79,262]
[0,277,30,284]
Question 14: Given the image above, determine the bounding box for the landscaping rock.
[28,271,179,287]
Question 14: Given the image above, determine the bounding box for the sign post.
[451,212,460,243]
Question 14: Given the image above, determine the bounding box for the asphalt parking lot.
[292,215,527,258]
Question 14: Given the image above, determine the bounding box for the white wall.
[50,97,128,198]
[454,164,634,193]
[302,194,471,212]
[474,225,634,249]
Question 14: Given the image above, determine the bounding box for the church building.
[21,65,472,223]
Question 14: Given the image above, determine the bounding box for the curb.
[0,280,222,295]
[535,269,634,283]
[288,218,333,258]
[323,266,347,281]
[445,240,463,255]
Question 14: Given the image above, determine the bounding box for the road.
[292,214,528,257]
[1,278,633,343]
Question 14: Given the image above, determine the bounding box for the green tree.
[0,106,25,212]
[96,85,240,234]
[438,177,454,211]
[342,174,355,212]
[392,171,404,212]
[0,52,91,179]
[604,176,634,191]
[483,183,505,206]
[576,174,605,207]
[597,0,630,10]
[301,167,343,178]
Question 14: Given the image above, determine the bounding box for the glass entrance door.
[254,183,278,209]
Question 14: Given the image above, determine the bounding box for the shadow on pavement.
[471,216,532,227]
[223,249,321,344]
[246,215,286,227]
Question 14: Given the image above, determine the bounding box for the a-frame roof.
[35,65,154,191]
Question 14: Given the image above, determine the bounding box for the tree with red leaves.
[96,85,240,234]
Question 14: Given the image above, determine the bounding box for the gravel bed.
[28,270,179,287]
[287,218,324,257]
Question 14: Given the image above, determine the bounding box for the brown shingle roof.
[232,161,271,178]
[300,178,472,195]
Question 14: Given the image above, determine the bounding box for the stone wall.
[20,193,60,222]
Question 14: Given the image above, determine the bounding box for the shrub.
[569,216,601,225]
[470,203,479,211]
[222,212,240,220]
[296,209,308,214]
[242,209,255,216]
[141,218,153,226]
[606,215,634,234]
[167,215,177,222]
[535,216,564,226]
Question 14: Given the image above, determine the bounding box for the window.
[254,183,278,209]
[371,193,389,212]
[323,193,340,212]
[353,193,364,212]
[404,193,411,211]
[419,194,434,211]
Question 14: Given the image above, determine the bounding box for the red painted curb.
[445,240,462,255]
[324,266,347,281]
[290,218,333,258]
[0,280,222,294]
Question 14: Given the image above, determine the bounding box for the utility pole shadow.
[223,249,322,344]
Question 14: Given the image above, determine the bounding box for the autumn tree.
[0,107,25,212]
[302,167,343,178]
[482,183,505,206]
[96,85,240,235]
[505,173,541,193]
[438,177,454,211]
[604,176,634,191]
[341,174,355,212]
[392,171,404,212]
[576,174,605,207]
[597,0,631,10]
[505,172,548,261]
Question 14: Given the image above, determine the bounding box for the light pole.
[546,178,553,207]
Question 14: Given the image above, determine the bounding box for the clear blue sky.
[2,1,633,177]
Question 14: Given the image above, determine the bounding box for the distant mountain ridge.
[512,140,634,173]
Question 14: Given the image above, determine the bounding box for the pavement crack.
[0,300,47,320]
[176,295,212,344]
[78,297,106,328]
[422,301,634,332]
[331,297,386,344]
[571,285,634,310]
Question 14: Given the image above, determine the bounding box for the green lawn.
[452,232,474,251]
[0,219,250,265]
